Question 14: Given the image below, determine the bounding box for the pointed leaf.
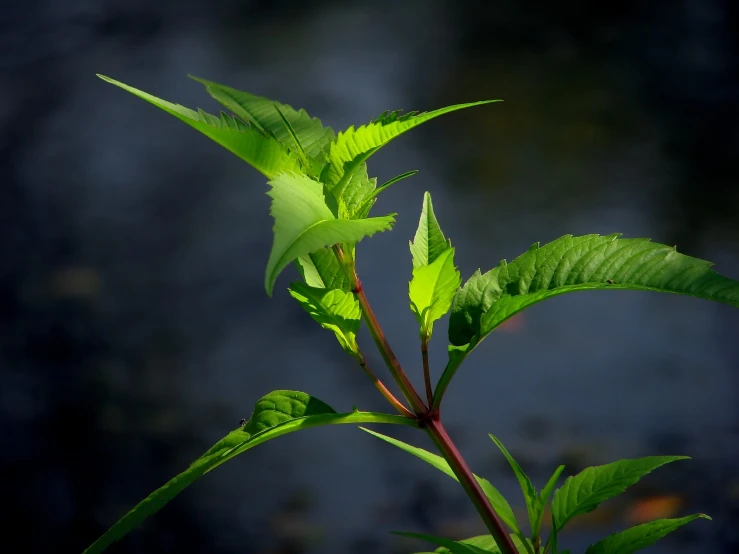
[427,534,535,554]
[489,435,537,535]
[340,162,377,218]
[410,191,452,269]
[396,531,493,554]
[322,101,501,201]
[289,282,361,354]
[585,514,710,554]
[535,465,565,537]
[409,248,461,337]
[265,172,395,296]
[97,75,299,178]
[550,456,689,532]
[295,248,350,290]
[442,234,739,400]
[83,393,414,554]
[190,76,335,160]
[361,428,519,532]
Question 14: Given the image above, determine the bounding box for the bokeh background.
[2,0,738,552]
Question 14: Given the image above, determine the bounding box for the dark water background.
[1,1,738,553]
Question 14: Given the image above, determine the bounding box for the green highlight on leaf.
[265,172,395,296]
[322,101,501,217]
[83,391,415,554]
[189,75,335,162]
[289,282,361,355]
[97,75,299,178]
[438,233,739,405]
[354,169,419,219]
[585,514,711,554]
[360,428,519,533]
[550,456,690,533]
[401,531,534,554]
[410,191,452,269]
[295,248,350,290]
[410,248,461,338]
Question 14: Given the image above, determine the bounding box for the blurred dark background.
[1,0,738,552]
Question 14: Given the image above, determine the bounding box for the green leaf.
[550,456,689,533]
[360,428,519,533]
[442,233,739,399]
[265,172,395,296]
[339,162,377,218]
[488,435,537,536]
[83,391,415,554]
[410,191,452,269]
[295,248,350,290]
[97,75,299,178]
[585,514,711,554]
[189,76,335,161]
[322,101,501,202]
[396,531,494,554]
[427,534,535,554]
[289,282,361,355]
[536,465,565,535]
[409,248,461,338]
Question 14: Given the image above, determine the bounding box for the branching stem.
[357,354,414,418]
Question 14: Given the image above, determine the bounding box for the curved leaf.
[409,248,461,338]
[396,531,493,554]
[585,514,710,554]
[488,435,537,536]
[322,100,501,202]
[355,170,419,219]
[426,533,534,554]
[97,75,299,178]
[265,172,395,296]
[289,282,361,354]
[439,234,739,403]
[360,428,519,533]
[83,391,414,554]
[190,76,335,161]
[550,456,689,533]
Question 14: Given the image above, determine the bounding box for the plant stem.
[357,354,415,418]
[421,336,433,407]
[424,417,519,554]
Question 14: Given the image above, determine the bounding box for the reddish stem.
[421,336,433,407]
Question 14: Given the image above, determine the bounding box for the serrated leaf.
[295,248,350,290]
[411,191,451,269]
[84,392,414,554]
[322,101,501,202]
[450,233,739,348]
[265,172,395,296]
[340,162,377,218]
[488,435,538,536]
[410,248,461,337]
[190,76,335,161]
[97,75,299,178]
[550,456,689,533]
[440,234,739,402]
[361,428,519,533]
[289,282,361,354]
[585,514,710,554]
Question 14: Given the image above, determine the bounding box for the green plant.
[84,74,739,554]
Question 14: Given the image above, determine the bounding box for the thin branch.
[357,354,414,418]
[421,336,433,407]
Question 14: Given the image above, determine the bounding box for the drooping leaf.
[410,191,452,269]
[190,76,335,161]
[585,514,711,554]
[550,456,689,533]
[360,428,519,533]
[97,75,299,178]
[409,248,461,337]
[489,435,537,536]
[295,248,350,290]
[83,392,414,554]
[322,101,501,202]
[440,234,739,403]
[265,172,395,296]
[289,282,361,355]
